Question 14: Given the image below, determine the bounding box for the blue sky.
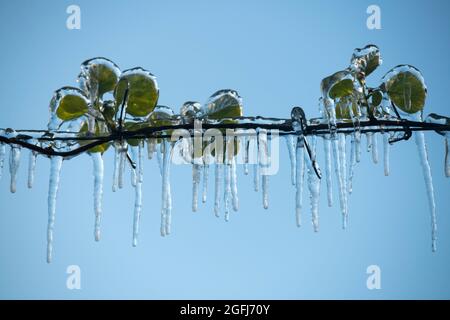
[0,0,449,299]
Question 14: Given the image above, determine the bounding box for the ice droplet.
[47,156,63,263]
[295,138,305,227]
[307,136,320,232]
[383,133,390,176]
[91,152,104,242]
[27,151,37,189]
[285,135,297,186]
[9,145,21,193]
[415,131,437,252]
[323,136,333,206]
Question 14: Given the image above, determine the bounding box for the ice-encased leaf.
[382,65,427,114]
[350,44,382,76]
[203,89,243,119]
[49,87,89,123]
[78,57,121,98]
[180,101,202,120]
[114,67,159,117]
[321,70,354,100]
[79,121,110,153]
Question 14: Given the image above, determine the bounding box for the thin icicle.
[91,152,104,241]
[444,135,449,178]
[27,151,37,189]
[355,131,362,163]
[372,133,379,164]
[323,136,333,206]
[307,136,320,232]
[130,147,137,187]
[224,162,231,221]
[118,146,126,189]
[147,138,156,160]
[160,140,173,236]
[192,163,201,212]
[285,135,297,186]
[243,134,249,175]
[338,133,348,227]
[366,133,373,152]
[47,156,63,263]
[214,163,222,217]
[132,144,143,246]
[230,157,239,211]
[295,139,305,227]
[9,146,21,193]
[202,164,209,203]
[0,142,6,180]
[415,132,437,252]
[348,137,355,194]
[332,135,347,229]
[112,144,120,192]
[259,130,270,209]
[253,137,259,192]
[383,134,390,176]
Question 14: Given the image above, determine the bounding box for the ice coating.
[78,57,121,100]
[180,101,202,120]
[47,156,63,263]
[27,151,37,189]
[48,86,89,131]
[203,89,243,118]
[91,152,104,241]
[350,44,381,75]
[415,132,437,252]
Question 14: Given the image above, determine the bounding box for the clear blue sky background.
[0,0,449,299]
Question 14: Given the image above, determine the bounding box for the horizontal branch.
[0,117,449,158]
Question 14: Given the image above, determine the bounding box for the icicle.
[214,163,222,217]
[224,162,231,221]
[230,157,239,211]
[372,133,379,164]
[118,146,126,189]
[383,134,390,176]
[243,134,249,175]
[47,156,63,263]
[0,142,6,181]
[9,146,21,193]
[285,135,297,186]
[91,152,104,241]
[323,136,333,206]
[27,151,37,189]
[192,164,201,212]
[160,140,173,236]
[112,144,120,192]
[338,133,348,227]
[415,132,437,252]
[355,132,362,163]
[259,130,270,209]
[366,133,373,152]
[332,135,347,228]
[253,137,259,192]
[445,135,450,178]
[307,136,320,232]
[295,140,305,227]
[348,137,356,194]
[202,164,209,203]
[130,147,137,187]
[132,144,143,247]
[147,138,156,160]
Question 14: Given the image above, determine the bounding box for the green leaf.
[79,121,110,153]
[79,57,121,97]
[114,67,159,118]
[329,79,354,100]
[51,87,89,121]
[204,90,243,120]
[370,90,383,107]
[384,65,427,114]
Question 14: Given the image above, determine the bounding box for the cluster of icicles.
[1,124,449,262]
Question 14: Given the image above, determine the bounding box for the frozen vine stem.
[0,46,449,262]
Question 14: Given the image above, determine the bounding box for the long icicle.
[348,136,356,194]
[0,142,6,181]
[112,143,120,192]
[224,153,232,222]
[192,163,201,212]
[307,136,320,232]
[9,146,21,193]
[132,143,144,246]
[332,135,347,229]
[285,135,297,186]
[118,144,126,189]
[444,135,449,178]
[253,135,260,192]
[259,130,269,209]
[338,133,348,227]
[243,134,249,175]
[415,131,437,252]
[27,151,37,189]
[295,137,304,227]
[372,133,379,164]
[230,156,239,211]
[383,133,390,176]
[47,156,63,263]
[91,152,104,242]
[323,136,333,206]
